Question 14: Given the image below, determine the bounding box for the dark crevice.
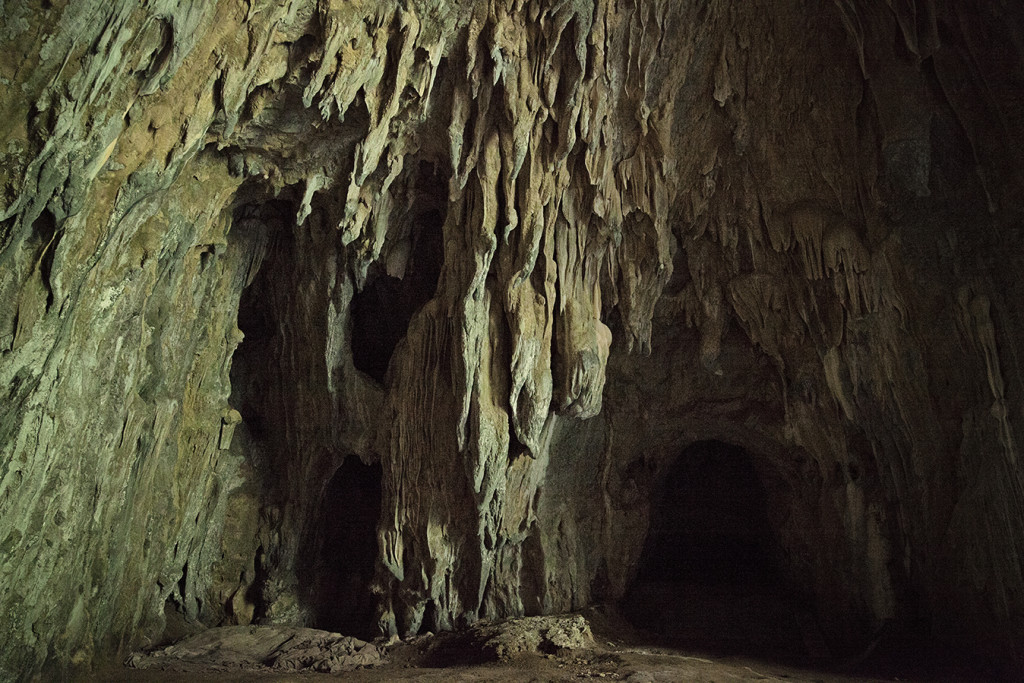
[308,455,382,639]
[224,189,302,626]
[549,270,564,412]
[32,208,58,311]
[519,528,545,616]
[422,600,439,633]
[177,562,189,602]
[228,196,291,454]
[247,544,270,623]
[507,425,528,462]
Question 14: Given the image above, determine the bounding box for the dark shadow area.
[228,197,292,464]
[637,440,778,588]
[198,191,297,628]
[350,209,444,383]
[417,629,494,669]
[840,626,1010,682]
[32,208,58,311]
[622,440,811,663]
[309,455,383,639]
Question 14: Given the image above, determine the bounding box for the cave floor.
[87,606,992,683]
[94,650,885,683]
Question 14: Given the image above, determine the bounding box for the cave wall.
[1,0,1023,678]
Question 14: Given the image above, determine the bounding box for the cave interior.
[0,0,1022,680]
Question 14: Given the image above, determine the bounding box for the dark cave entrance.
[225,188,391,635]
[623,440,811,661]
[309,455,383,639]
[349,186,444,384]
[226,195,294,455]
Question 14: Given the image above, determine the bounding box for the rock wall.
[1,0,1022,678]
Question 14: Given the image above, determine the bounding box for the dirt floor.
[86,607,1004,683]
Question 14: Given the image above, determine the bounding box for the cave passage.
[226,196,293,451]
[309,455,383,639]
[623,440,809,661]
[350,208,444,383]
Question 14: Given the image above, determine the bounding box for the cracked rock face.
[1,0,1023,678]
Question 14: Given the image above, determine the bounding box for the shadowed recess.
[309,455,383,639]
[623,440,809,662]
[350,208,444,383]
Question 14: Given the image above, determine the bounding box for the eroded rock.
[412,614,595,666]
[126,625,381,674]
[0,0,1022,680]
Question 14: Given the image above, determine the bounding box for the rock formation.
[0,0,1022,678]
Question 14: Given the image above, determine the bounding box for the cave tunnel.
[225,192,388,640]
[623,440,814,662]
[350,204,445,384]
[308,455,383,639]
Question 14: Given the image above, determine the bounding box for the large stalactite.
[0,0,1022,678]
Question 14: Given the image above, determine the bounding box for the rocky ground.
[87,611,1000,682]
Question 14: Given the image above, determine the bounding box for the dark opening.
[310,455,383,638]
[623,440,809,661]
[350,208,443,383]
[217,194,295,625]
[228,198,291,455]
[32,208,58,311]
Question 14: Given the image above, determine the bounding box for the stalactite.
[0,0,1022,677]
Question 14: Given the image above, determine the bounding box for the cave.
[307,455,383,639]
[227,197,291,452]
[623,441,809,661]
[350,207,444,384]
[1,1,1023,681]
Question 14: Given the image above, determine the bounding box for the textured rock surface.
[438,614,595,662]
[106,611,984,683]
[125,625,380,673]
[0,0,1022,679]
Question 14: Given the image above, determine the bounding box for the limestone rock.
[0,0,1022,679]
[476,614,595,661]
[125,625,381,673]
[417,614,594,664]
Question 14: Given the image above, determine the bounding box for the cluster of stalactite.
[0,0,1022,678]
